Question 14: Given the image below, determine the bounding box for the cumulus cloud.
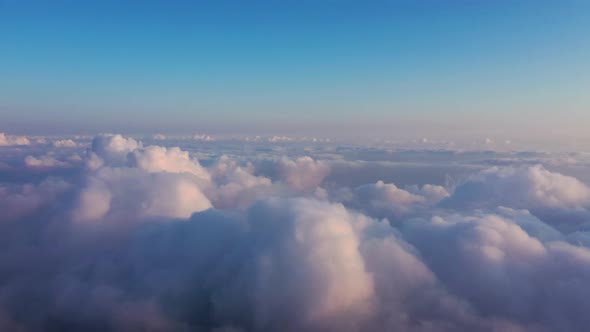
[277,156,330,192]
[268,135,293,143]
[441,165,590,231]
[52,139,79,148]
[0,132,31,146]
[0,179,70,223]
[72,168,212,222]
[207,156,277,209]
[24,155,69,168]
[353,181,425,219]
[2,134,590,331]
[90,134,141,165]
[444,165,590,209]
[409,184,450,203]
[130,145,211,184]
[193,133,215,141]
[73,135,213,222]
[402,211,590,332]
[350,181,449,220]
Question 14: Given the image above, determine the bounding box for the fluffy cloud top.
[24,155,69,168]
[193,133,214,141]
[91,134,141,162]
[0,132,31,146]
[444,165,590,210]
[131,145,211,184]
[442,165,590,231]
[353,181,425,218]
[277,156,330,192]
[52,139,78,148]
[73,135,213,222]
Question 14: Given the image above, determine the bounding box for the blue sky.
[1,0,589,138]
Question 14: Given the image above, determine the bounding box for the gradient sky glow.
[1,0,589,139]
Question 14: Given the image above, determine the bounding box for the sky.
[1,0,589,141]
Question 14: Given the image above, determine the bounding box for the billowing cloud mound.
[53,139,79,148]
[2,134,590,331]
[444,165,590,210]
[279,157,329,192]
[25,155,70,168]
[0,132,31,146]
[131,145,211,184]
[74,134,213,221]
[256,156,330,193]
[207,156,277,209]
[72,167,212,221]
[442,165,590,231]
[353,181,426,218]
[349,181,449,221]
[89,134,142,166]
[403,210,590,332]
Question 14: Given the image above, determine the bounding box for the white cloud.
[52,139,79,148]
[74,137,213,222]
[441,165,590,230]
[353,181,425,219]
[131,145,211,185]
[268,136,293,142]
[193,133,215,141]
[207,156,277,209]
[0,179,70,223]
[0,132,31,146]
[90,134,141,164]
[24,155,69,168]
[73,167,212,222]
[465,165,590,209]
[242,199,375,330]
[277,156,330,192]
[402,211,590,331]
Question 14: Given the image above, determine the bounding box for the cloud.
[277,156,330,192]
[52,139,79,148]
[239,199,375,330]
[353,181,425,219]
[0,178,70,223]
[193,133,215,141]
[350,181,449,221]
[73,137,213,222]
[408,184,450,203]
[444,165,590,210]
[401,211,590,331]
[0,132,31,146]
[24,155,69,168]
[90,134,141,165]
[268,136,293,143]
[206,156,277,209]
[130,145,211,185]
[441,165,590,231]
[1,135,590,331]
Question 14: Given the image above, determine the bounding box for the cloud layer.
[1,134,590,331]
